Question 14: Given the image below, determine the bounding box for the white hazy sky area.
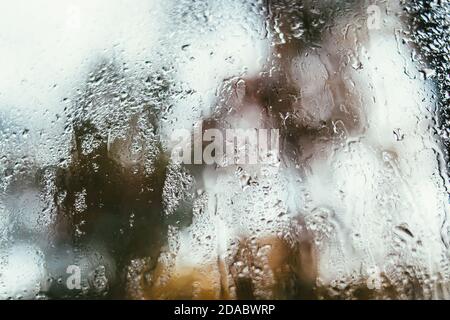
[0,1,163,164]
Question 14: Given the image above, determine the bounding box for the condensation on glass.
[0,0,449,299]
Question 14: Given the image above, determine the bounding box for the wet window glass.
[0,0,449,300]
